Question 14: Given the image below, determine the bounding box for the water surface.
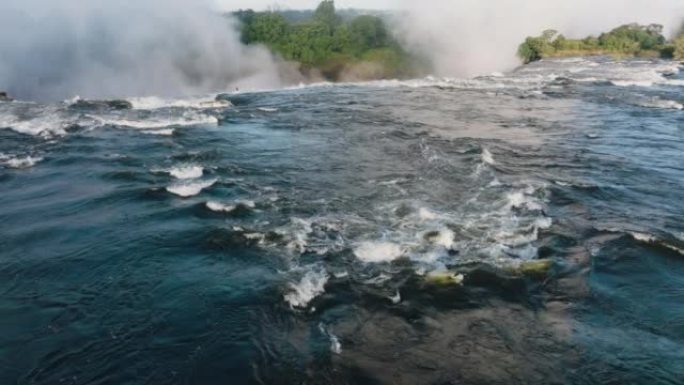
[1,58,683,384]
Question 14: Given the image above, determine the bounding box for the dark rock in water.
[550,76,575,86]
[215,93,256,106]
[65,124,87,133]
[461,264,528,296]
[0,92,13,102]
[69,99,132,111]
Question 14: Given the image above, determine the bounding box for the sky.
[213,0,396,11]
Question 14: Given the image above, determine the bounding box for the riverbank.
[518,23,684,64]
[234,1,425,82]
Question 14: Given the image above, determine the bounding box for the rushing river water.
[1,57,683,385]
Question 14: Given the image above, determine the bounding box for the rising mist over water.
[396,0,684,77]
[0,0,283,101]
[1,0,682,100]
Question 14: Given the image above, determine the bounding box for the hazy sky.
[213,0,396,11]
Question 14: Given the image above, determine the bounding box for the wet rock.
[425,271,465,286]
[423,230,442,242]
[215,93,255,106]
[508,259,553,280]
[0,92,13,102]
[463,264,528,297]
[69,99,132,111]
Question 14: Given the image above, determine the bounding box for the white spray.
[0,0,283,101]
[396,0,684,77]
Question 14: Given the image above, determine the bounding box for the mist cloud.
[396,0,684,77]
[0,0,283,101]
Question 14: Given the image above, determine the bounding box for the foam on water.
[628,231,684,256]
[169,165,203,180]
[206,201,236,213]
[3,155,43,169]
[629,231,657,243]
[0,111,69,137]
[421,228,455,249]
[318,324,342,354]
[283,267,329,309]
[166,179,216,198]
[481,148,496,166]
[206,200,255,213]
[639,99,683,110]
[354,241,404,263]
[142,129,175,136]
[128,96,231,110]
[95,112,217,129]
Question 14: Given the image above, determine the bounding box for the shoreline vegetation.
[233,1,683,82]
[518,22,684,64]
[233,1,426,82]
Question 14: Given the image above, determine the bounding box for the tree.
[350,15,389,52]
[231,1,419,80]
[599,24,665,51]
[242,12,289,46]
[517,30,557,63]
[675,36,684,61]
[314,1,340,30]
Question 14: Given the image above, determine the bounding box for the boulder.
[0,92,13,102]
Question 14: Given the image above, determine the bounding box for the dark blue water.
[1,58,683,384]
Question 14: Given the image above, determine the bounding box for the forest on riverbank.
[233,1,424,81]
[518,22,684,63]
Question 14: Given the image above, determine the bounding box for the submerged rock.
[508,259,553,279]
[425,271,465,286]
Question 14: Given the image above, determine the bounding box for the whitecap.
[237,200,256,208]
[422,228,455,249]
[128,96,231,110]
[611,80,654,87]
[418,207,439,220]
[640,99,683,110]
[169,165,203,179]
[206,201,236,213]
[389,290,401,304]
[629,231,657,243]
[4,155,43,169]
[97,112,217,129]
[481,148,495,165]
[318,324,342,354]
[142,129,175,136]
[166,179,216,198]
[257,107,278,112]
[354,241,403,263]
[0,113,68,137]
[284,268,329,309]
[506,191,543,211]
[628,231,684,256]
[332,270,349,279]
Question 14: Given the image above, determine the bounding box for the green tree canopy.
[518,23,671,63]
[234,1,421,80]
[313,1,341,30]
